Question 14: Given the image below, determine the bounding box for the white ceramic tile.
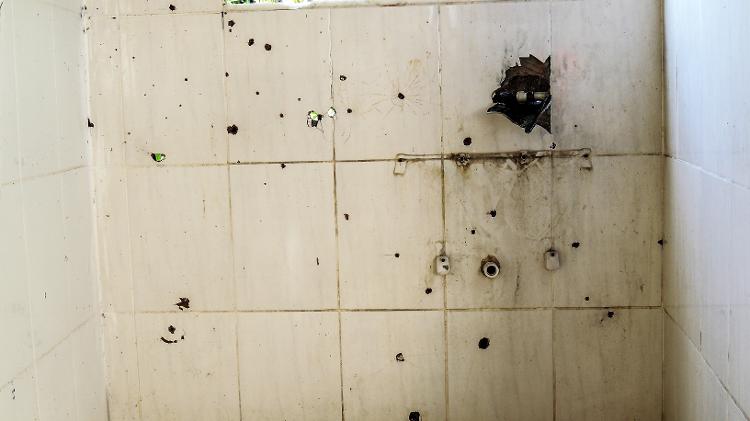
[120,0,223,15]
[337,161,444,309]
[231,163,337,310]
[551,0,662,154]
[237,312,341,420]
[102,313,141,421]
[84,0,119,16]
[341,311,445,421]
[553,156,662,307]
[121,14,226,165]
[664,314,730,421]
[13,0,60,178]
[225,10,333,163]
[440,2,553,153]
[447,310,552,421]
[729,184,750,414]
[22,175,72,355]
[88,15,127,166]
[0,184,33,383]
[554,308,662,421]
[0,368,38,421]
[136,313,240,421]
[96,167,135,313]
[445,157,553,309]
[331,6,441,160]
[663,158,701,345]
[62,168,96,326]
[36,339,78,421]
[54,7,89,169]
[128,166,233,311]
[72,319,108,421]
[0,0,19,184]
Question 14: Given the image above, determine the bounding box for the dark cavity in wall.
[488,55,552,134]
[175,297,190,310]
[478,337,490,349]
[409,411,421,421]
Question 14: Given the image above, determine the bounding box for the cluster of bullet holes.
[160,325,185,344]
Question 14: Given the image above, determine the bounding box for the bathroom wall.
[0,0,106,420]
[89,0,664,420]
[663,1,750,420]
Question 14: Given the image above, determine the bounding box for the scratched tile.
[331,6,441,160]
[341,311,445,421]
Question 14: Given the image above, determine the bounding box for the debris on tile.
[175,297,190,310]
[307,110,323,128]
[487,55,551,134]
[150,153,166,162]
[478,337,490,349]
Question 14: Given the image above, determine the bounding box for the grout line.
[664,310,750,421]
[665,155,750,193]
[548,1,557,416]
[326,10,346,421]
[218,10,244,421]
[1,165,88,187]
[114,305,663,314]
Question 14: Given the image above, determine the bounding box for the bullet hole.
[175,297,190,311]
[395,353,405,362]
[574,124,579,128]
[394,253,400,258]
[463,137,472,146]
[168,4,176,10]
[316,257,320,266]
[297,97,302,102]
[571,242,580,248]
[225,72,229,77]
[264,43,272,51]
[470,229,476,235]
[658,239,665,246]
[397,92,405,100]
[339,75,347,81]
[584,296,590,301]
[151,153,166,162]
[279,113,284,118]
[582,153,590,158]
[227,20,235,27]
[347,108,353,114]
[478,337,490,349]
[184,77,188,82]
[549,142,557,149]
[307,110,323,128]
[11,388,15,400]
[248,38,255,47]
[409,411,421,421]
[160,337,178,344]
[344,213,350,220]
[425,288,432,294]
[280,163,286,169]
[488,210,497,218]
[168,325,176,334]
[227,125,239,135]
[87,118,95,128]
[607,311,615,318]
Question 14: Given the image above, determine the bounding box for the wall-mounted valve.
[481,255,501,279]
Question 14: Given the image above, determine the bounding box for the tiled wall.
[89,0,664,420]
[0,0,106,420]
[663,0,750,420]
